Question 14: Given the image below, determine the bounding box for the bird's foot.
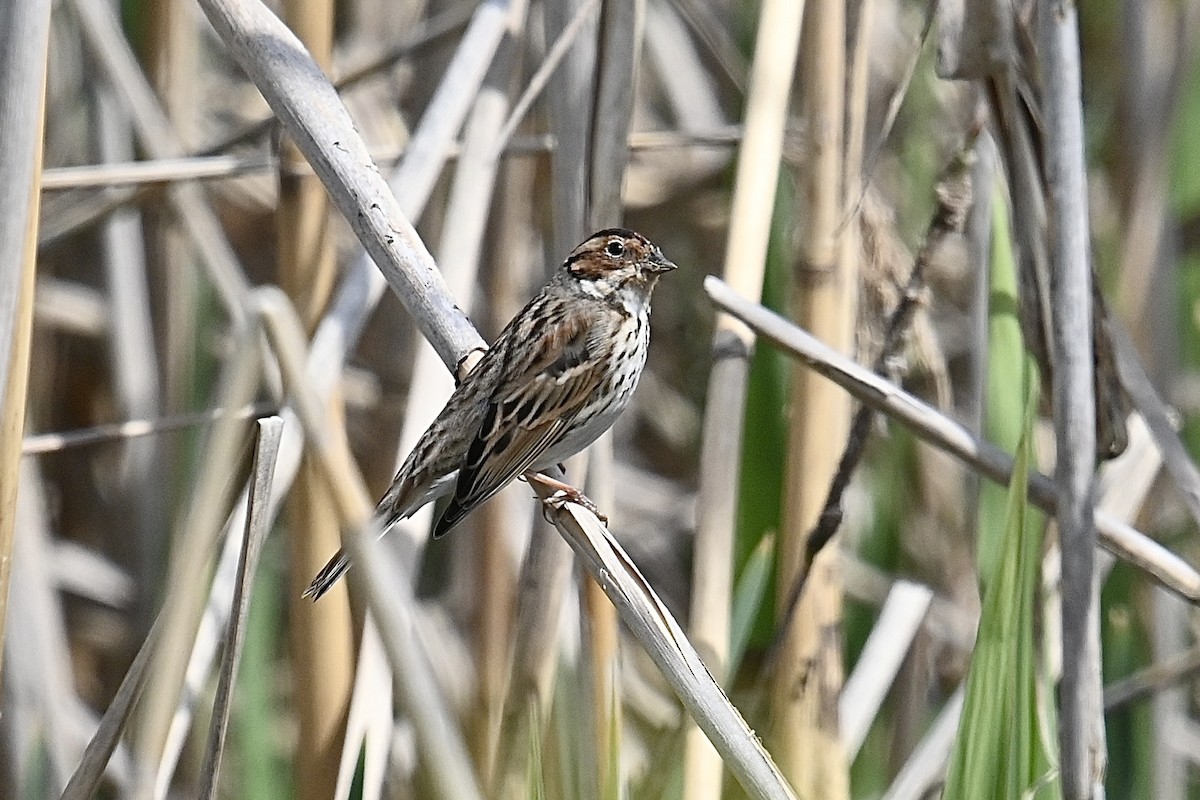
[533,472,608,525]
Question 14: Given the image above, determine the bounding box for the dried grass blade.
[340,520,485,800]
[684,0,801,791]
[61,617,163,800]
[334,619,393,800]
[196,417,284,800]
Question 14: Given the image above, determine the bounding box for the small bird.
[305,228,677,600]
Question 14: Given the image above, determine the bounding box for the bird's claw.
[536,479,608,526]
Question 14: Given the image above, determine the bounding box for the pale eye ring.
[604,240,626,257]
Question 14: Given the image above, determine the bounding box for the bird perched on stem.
[305,228,677,600]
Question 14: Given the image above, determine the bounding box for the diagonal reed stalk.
[706,277,1200,604]
[197,418,284,800]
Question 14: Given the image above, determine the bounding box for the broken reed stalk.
[528,474,799,800]
[197,418,283,800]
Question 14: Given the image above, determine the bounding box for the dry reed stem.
[880,688,965,800]
[1113,2,1198,363]
[275,1,354,796]
[389,1,525,561]
[585,0,642,786]
[582,435,620,794]
[472,485,526,775]
[143,0,202,539]
[589,0,642,227]
[491,0,601,159]
[1112,326,1200,528]
[0,0,51,671]
[474,158,540,777]
[1038,3,1105,795]
[492,512,577,800]
[147,287,365,788]
[69,0,253,326]
[138,325,263,799]
[198,0,488,366]
[62,614,165,800]
[839,552,977,652]
[197,418,283,800]
[425,5,526,775]
[177,5,508,791]
[669,0,748,92]
[839,581,933,759]
[152,322,367,780]
[772,0,851,794]
[706,277,1200,603]
[38,127,742,192]
[8,464,78,793]
[94,87,164,636]
[161,20,504,790]
[529,473,799,800]
[495,1,601,794]
[683,0,803,795]
[34,4,470,247]
[256,291,484,799]
[1104,646,1200,711]
[338,519,486,800]
[337,621,392,800]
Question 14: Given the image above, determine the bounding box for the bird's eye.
[604,240,626,257]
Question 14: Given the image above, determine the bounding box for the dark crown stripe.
[562,228,646,270]
[590,227,642,241]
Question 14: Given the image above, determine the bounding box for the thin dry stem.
[1039,2,1104,794]
[275,1,355,796]
[0,0,51,671]
[197,418,284,800]
[772,0,851,793]
[683,0,803,794]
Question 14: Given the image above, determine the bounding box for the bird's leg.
[527,470,609,525]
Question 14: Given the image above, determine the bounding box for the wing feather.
[432,308,610,537]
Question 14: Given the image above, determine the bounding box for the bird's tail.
[304,475,447,600]
[303,548,350,601]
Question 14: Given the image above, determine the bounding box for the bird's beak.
[648,250,678,274]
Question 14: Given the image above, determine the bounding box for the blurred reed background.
[3,0,1200,798]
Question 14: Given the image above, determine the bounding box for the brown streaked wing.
[432,307,611,537]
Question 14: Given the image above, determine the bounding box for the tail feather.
[303,548,351,601]
[432,500,468,539]
[304,470,460,600]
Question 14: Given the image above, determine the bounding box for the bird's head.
[560,229,677,306]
